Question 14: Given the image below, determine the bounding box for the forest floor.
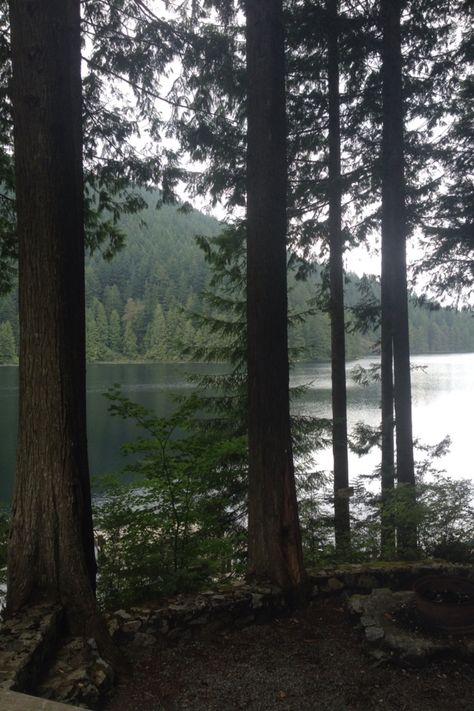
[105,595,474,711]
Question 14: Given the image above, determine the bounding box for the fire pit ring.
[414,575,474,634]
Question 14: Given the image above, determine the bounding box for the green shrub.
[94,387,246,608]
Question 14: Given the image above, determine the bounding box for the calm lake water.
[0,353,473,504]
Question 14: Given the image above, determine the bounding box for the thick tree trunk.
[245,0,306,591]
[7,0,107,639]
[326,0,351,557]
[381,0,417,558]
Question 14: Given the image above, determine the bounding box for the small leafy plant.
[94,386,247,608]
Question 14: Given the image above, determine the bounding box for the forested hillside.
[0,195,472,364]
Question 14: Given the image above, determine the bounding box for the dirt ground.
[105,596,474,711]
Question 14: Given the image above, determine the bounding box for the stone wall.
[1,562,473,709]
[100,563,474,650]
[0,605,63,693]
[310,561,474,597]
[105,583,287,648]
[348,587,474,666]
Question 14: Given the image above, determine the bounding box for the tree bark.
[245,0,306,591]
[381,0,417,558]
[326,0,351,557]
[380,256,396,558]
[7,0,108,639]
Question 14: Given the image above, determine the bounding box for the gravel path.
[106,596,474,711]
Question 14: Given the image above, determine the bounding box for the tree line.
[0,195,472,365]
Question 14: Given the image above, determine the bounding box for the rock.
[371,587,392,597]
[91,666,109,689]
[130,607,152,616]
[37,634,115,709]
[65,638,85,653]
[369,648,390,662]
[10,567,474,709]
[168,604,187,613]
[327,577,345,592]
[251,593,264,608]
[78,682,100,708]
[360,614,377,628]
[107,617,120,638]
[347,585,474,667]
[365,626,385,642]
[0,604,63,693]
[114,609,132,620]
[122,620,142,634]
[347,595,365,615]
[65,667,88,684]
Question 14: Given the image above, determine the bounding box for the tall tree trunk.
[6,0,108,640]
[326,0,351,557]
[380,253,396,558]
[381,0,417,558]
[245,0,306,591]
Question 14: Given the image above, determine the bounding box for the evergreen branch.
[83,55,237,123]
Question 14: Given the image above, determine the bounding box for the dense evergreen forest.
[0,193,472,364]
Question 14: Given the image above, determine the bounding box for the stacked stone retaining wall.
[1,562,472,708]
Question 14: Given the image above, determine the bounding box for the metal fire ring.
[414,574,474,634]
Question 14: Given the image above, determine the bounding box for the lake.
[0,353,473,504]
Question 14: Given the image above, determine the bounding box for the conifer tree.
[144,303,167,360]
[0,0,186,294]
[245,0,306,591]
[381,0,416,557]
[123,321,139,360]
[104,284,123,318]
[326,0,350,556]
[86,309,101,362]
[109,308,122,354]
[94,298,109,359]
[122,297,144,357]
[417,2,473,299]
[6,0,111,649]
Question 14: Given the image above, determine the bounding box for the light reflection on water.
[293,353,474,482]
[0,353,472,504]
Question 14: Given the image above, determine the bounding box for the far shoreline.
[2,349,474,369]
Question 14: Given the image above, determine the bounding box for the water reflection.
[0,353,472,504]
